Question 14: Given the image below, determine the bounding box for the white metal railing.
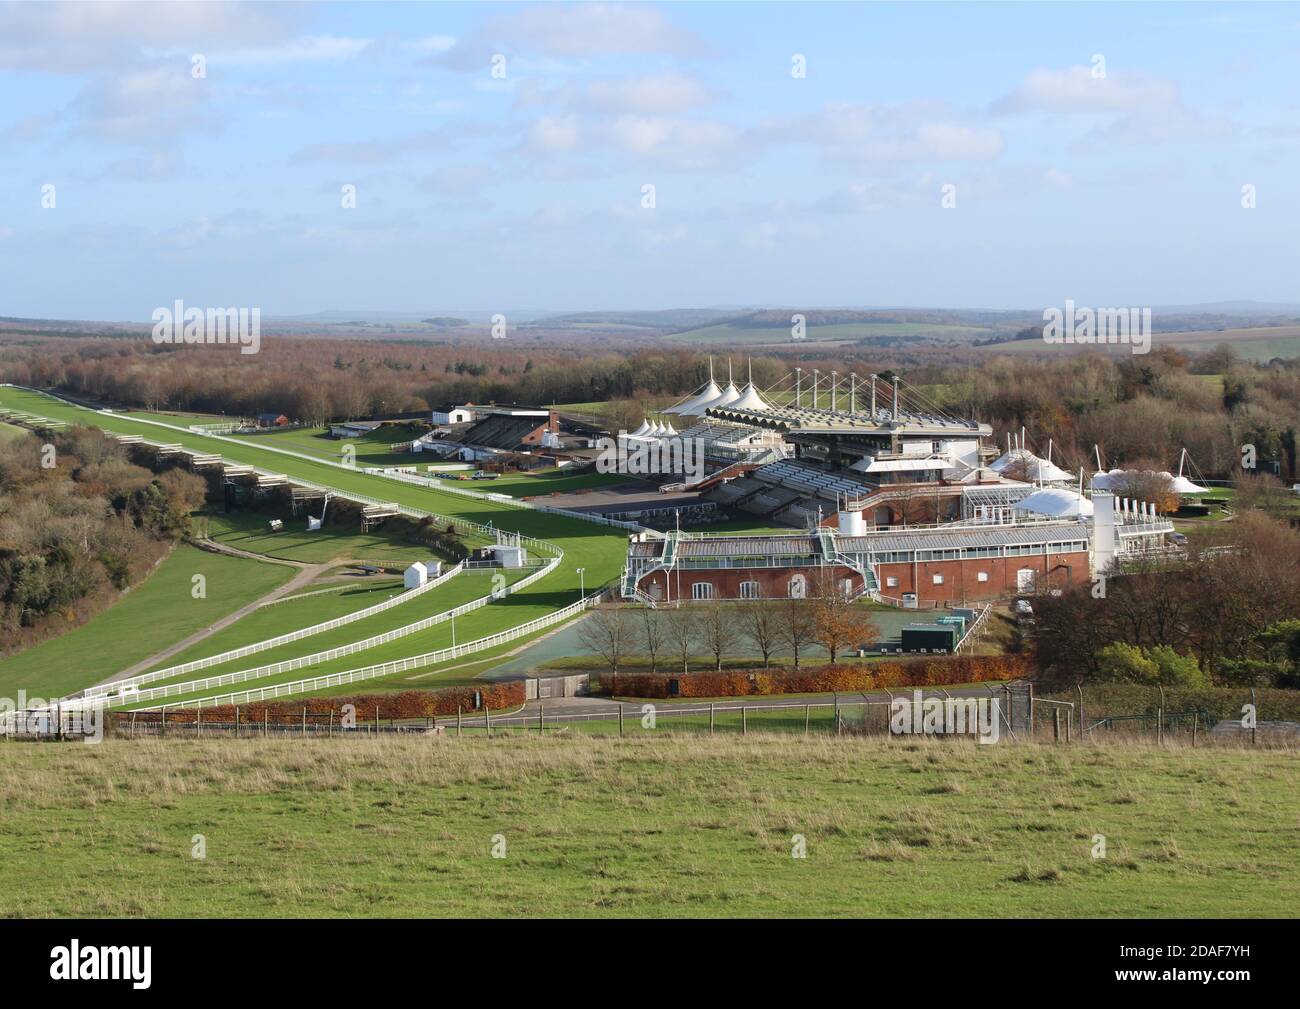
[82,563,466,699]
[101,553,561,708]
[149,591,601,711]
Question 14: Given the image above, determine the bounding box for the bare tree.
[697,599,741,671]
[741,599,779,668]
[810,573,876,663]
[665,604,698,673]
[576,605,635,675]
[638,606,665,673]
[776,597,817,668]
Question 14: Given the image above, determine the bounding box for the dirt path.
[97,539,334,686]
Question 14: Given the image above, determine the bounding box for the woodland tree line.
[0,428,208,649]
[4,335,1298,482]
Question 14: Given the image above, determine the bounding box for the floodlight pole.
[577,566,585,601]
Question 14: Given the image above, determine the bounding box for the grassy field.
[977,326,1300,362]
[0,388,629,700]
[228,424,429,468]
[0,420,27,441]
[664,321,991,345]
[195,509,482,565]
[0,544,293,699]
[0,734,1294,917]
[127,569,535,701]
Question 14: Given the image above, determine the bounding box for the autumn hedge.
[593,654,1028,698]
[126,683,525,724]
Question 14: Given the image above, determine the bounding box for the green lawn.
[130,569,533,697]
[1,734,1294,917]
[0,544,293,699]
[0,421,28,441]
[197,509,485,565]
[228,424,430,468]
[0,389,629,687]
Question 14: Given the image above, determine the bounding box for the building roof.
[461,414,546,450]
[708,402,990,437]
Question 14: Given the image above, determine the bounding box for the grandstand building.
[623,493,1174,606]
[623,368,1176,606]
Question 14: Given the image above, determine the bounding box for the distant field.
[0,544,293,699]
[2,735,1295,917]
[978,326,1300,361]
[665,321,991,346]
[0,420,27,440]
[197,509,472,565]
[229,425,429,468]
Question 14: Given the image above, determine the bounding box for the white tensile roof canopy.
[990,448,1074,483]
[1013,487,1094,518]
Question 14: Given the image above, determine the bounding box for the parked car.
[1169,532,1188,546]
[472,471,500,480]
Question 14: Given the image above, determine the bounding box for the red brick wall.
[638,565,865,602]
[635,550,1090,605]
[876,550,1089,604]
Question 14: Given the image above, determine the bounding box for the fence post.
[805,704,810,736]
[710,703,715,735]
[1053,707,1060,743]
[618,704,624,738]
[235,706,240,739]
[196,707,201,738]
[538,701,544,736]
[1029,683,1035,739]
[264,710,268,737]
[374,704,379,735]
[161,706,166,738]
[1191,711,1197,748]
[1065,707,1071,745]
[303,707,307,737]
[457,705,462,738]
[1251,687,1257,746]
[486,704,491,738]
[1076,684,1085,743]
[129,711,136,739]
[742,706,747,735]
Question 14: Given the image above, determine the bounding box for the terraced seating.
[751,459,875,503]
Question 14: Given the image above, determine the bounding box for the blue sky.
[2,1,1298,320]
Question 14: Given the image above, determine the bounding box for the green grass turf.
[196,508,483,565]
[228,424,429,468]
[470,467,632,498]
[0,544,293,699]
[664,321,991,345]
[1,735,1294,917]
[131,569,532,694]
[0,421,28,441]
[0,389,628,676]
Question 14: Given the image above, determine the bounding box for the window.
[932,574,945,585]
[788,574,807,599]
[740,581,762,599]
[692,582,714,601]
[885,576,899,588]
[841,578,854,598]
[977,572,990,583]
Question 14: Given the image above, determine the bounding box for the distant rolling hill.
[976,325,1300,362]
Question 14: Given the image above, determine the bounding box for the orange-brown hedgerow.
[595,655,1027,699]
[130,683,525,724]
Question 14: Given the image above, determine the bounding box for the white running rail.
[82,563,466,699]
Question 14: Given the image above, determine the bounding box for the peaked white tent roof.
[1091,468,1207,495]
[728,382,771,412]
[629,419,653,437]
[699,381,742,411]
[668,379,723,416]
[1013,487,1094,518]
[990,448,1074,483]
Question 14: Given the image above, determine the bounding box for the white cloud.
[208,35,374,66]
[517,71,714,115]
[432,3,708,71]
[527,115,583,154]
[993,66,1180,114]
[760,102,1005,163]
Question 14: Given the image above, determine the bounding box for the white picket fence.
[151,592,601,711]
[82,564,467,699]
[100,552,562,709]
